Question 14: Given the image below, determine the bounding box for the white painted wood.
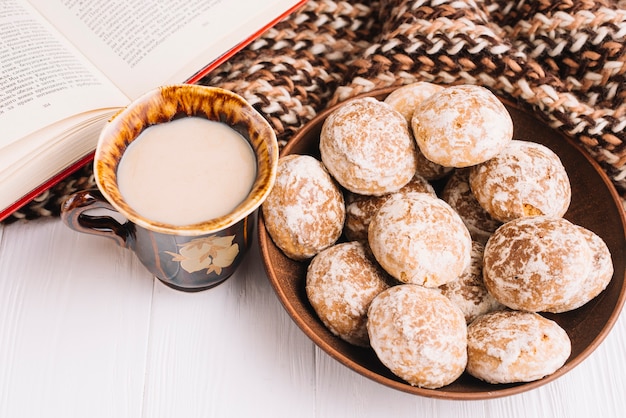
[0,218,154,418]
[0,218,625,418]
[141,240,317,418]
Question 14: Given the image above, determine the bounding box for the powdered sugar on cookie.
[262,154,345,260]
[467,310,571,384]
[469,140,571,222]
[368,193,472,287]
[412,84,513,168]
[320,97,417,196]
[367,285,467,389]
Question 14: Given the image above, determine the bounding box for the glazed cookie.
[344,174,436,242]
[411,84,513,168]
[467,310,571,384]
[383,81,444,123]
[483,216,592,313]
[469,140,571,223]
[367,285,467,389]
[368,193,472,287]
[262,154,345,261]
[442,168,501,244]
[320,97,418,196]
[384,83,451,180]
[548,225,614,312]
[306,241,391,347]
[438,241,504,323]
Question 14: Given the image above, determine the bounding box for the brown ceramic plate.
[258,87,626,400]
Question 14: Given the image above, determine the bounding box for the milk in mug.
[116,117,257,225]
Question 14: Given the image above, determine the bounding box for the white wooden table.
[1,216,624,418]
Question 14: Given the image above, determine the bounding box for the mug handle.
[61,189,134,248]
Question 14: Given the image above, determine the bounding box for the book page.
[28,0,304,99]
[0,0,129,149]
[0,110,114,212]
[0,110,114,183]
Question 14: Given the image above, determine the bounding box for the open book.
[0,0,307,221]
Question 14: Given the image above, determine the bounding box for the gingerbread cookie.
[367,285,467,389]
[320,97,418,196]
[262,154,345,261]
[411,84,513,168]
[344,174,435,242]
[469,140,571,223]
[306,241,391,347]
[368,193,472,287]
[483,216,592,312]
[467,310,571,384]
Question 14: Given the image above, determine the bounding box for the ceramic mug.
[61,84,278,291]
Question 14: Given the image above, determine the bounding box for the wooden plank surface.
[0,218,625,418]
[0,218,153,417]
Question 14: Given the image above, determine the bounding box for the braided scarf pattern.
[5,0,625,223]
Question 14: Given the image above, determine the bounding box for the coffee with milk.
[116,117,257,226]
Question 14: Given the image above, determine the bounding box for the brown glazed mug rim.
[94,84,278,236]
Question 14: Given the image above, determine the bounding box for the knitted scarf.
[6,0,625,222]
